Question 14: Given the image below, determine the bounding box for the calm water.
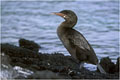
[1,1,119,61]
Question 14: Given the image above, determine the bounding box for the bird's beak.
[51,12,66,18]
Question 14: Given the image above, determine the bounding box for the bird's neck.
[59,21,76,28]
[57,21,75,37]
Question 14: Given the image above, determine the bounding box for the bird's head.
[52,10,78,28]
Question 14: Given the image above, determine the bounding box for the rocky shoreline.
[1,39,119,79]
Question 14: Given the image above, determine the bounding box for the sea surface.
[1,1,119,63]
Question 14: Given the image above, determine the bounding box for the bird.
[52,10,106,74]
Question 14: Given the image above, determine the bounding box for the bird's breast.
[57,28,77,60]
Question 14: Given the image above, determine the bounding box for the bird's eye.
[63,15,66,18]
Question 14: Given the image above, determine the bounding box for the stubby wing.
[65,29,98,64]
[66,30,91,51]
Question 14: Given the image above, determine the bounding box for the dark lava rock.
[1,43,39,58]
[19,38,40,52]
[99,57,116,74]
[115,57,120,72]
[1,39,119,79]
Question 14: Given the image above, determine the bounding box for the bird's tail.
[97,63,106,74]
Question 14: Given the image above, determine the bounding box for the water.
[1,1,119,61]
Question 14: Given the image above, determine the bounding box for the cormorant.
[52,10,106,74]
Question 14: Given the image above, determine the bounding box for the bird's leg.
[79,62,84,69]
[69,56,79,64]
[97,63,106,74]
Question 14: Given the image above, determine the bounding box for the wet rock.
[115,57,120,72]
[1,53,11,67]
[1,53,20,79]
[99,57,116,74]
[19,38,40,52]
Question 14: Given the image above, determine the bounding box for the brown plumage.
[52,10,106,74]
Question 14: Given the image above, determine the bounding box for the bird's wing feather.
[66,30,92,62]
[65,29,97,64]
[66,29,91,51]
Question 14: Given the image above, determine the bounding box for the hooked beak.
[51,12,66,18]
